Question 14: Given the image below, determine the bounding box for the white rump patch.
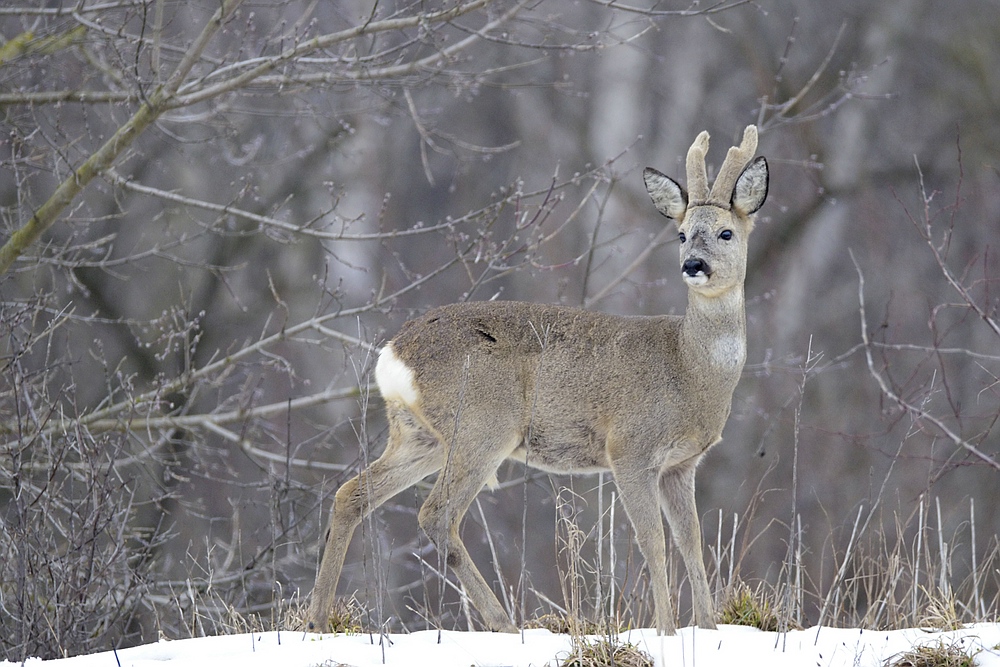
[710,335,746,368]
[375,343,420,406]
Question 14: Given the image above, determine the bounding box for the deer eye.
[678,232,687,243]
[719,229,733,241]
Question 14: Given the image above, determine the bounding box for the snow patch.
[9,625,1000,667]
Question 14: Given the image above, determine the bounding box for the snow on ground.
[9,624,1000,667]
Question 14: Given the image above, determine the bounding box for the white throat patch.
[710,335,746,368]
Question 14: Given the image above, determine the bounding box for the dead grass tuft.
[526,613,601,635]
[918,592,963,631]
[558,636,654,667]
[886,639,978,667]
[718,581,781,631]
[320,596,367,635]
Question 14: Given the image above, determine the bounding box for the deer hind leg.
[610,452,676,635]
[416,423,519,633]
[308,404,443,632]
[658,459,716,629]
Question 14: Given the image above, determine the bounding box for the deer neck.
[680,287,747,373]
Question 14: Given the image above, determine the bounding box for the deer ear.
[643,167,687,220]
[731,156,768,215]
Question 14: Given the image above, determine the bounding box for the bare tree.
[3,0,999,659]
[0,0,763,657]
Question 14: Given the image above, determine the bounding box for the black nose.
[683,258,708,276]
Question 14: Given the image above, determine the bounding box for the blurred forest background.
[1,0,999,660]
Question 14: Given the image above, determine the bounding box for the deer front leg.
[658,460,716,629]
[610,454,676,635]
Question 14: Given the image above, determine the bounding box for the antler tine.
[685,131,710,203]
[708,125,758,206]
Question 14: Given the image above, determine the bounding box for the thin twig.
[852,252,1000,471]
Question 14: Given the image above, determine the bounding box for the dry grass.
[886,639,978,667]
[219,484,1000,644]
[191,591,367,637]
[493,487,997,639]
[717,582,782,631]
[525,613,603,635]
[558,637,654,667]
[321,596,367,635]
[917,593,963,631]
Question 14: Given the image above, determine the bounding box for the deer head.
[643,125,769,298]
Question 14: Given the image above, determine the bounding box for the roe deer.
[308,125,768,635]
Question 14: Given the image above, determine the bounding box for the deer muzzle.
[682,258,710,286]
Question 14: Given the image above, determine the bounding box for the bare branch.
[584,0,752,17]
[907,157,1000,339]
[852,252,1000,472]
[0,0,244,274]
[171,0,497,107]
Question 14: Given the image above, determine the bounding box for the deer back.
[378,301,735,471]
